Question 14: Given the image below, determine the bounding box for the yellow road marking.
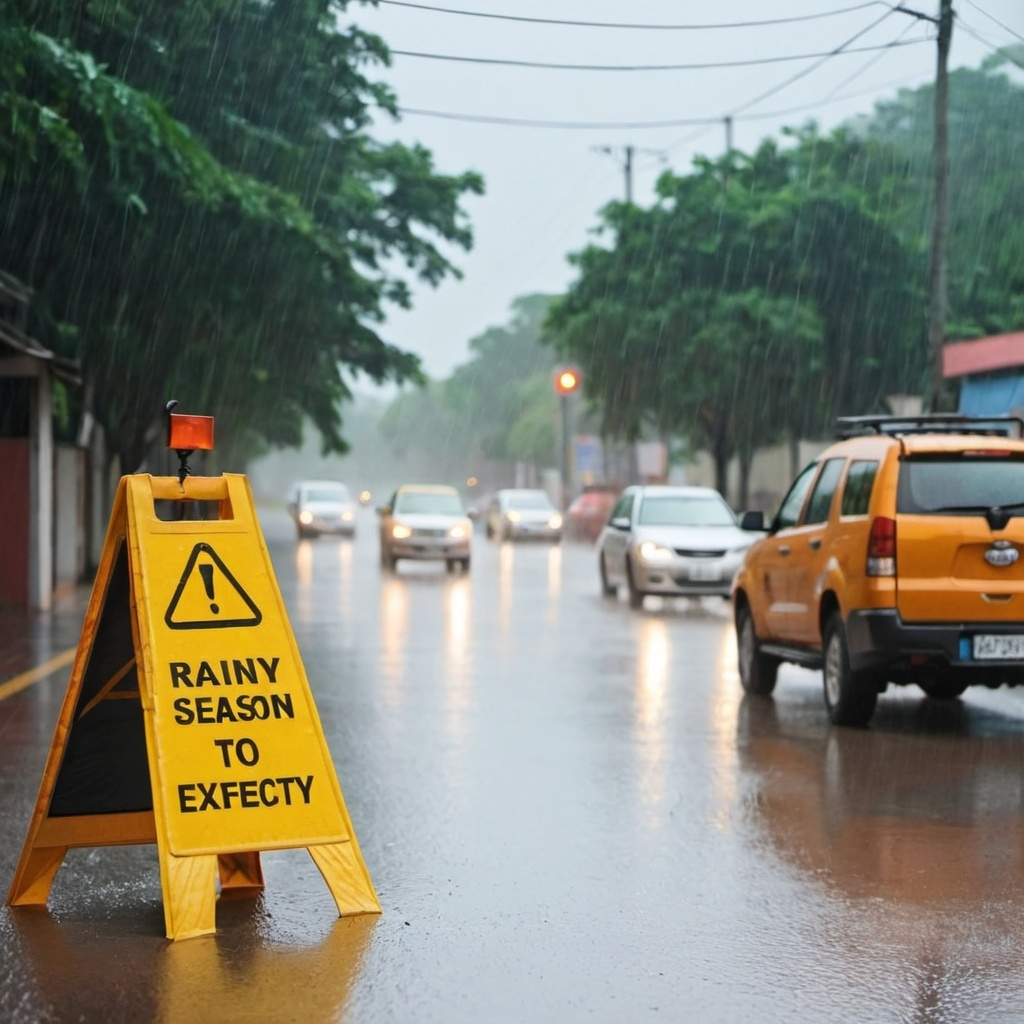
[0,649,76,702]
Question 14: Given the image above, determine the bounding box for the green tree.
[0,0,482,471]
[549,133,924,499]
[859,56,1024,340]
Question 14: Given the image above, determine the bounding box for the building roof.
[0,270,80,384]
[943,332,1024,379]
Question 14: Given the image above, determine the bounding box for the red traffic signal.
[554,367,581,396]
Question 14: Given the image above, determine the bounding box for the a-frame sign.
[6,473,380,939]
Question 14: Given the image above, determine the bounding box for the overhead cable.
[961,0,1024,44]
[394,70,931,131]
[722,6,904,117]
[389,38,924,72]
[660,6,903,152]
[374,0,887,31]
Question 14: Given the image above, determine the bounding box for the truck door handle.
[778,545,791,556]
[809,538,822,551]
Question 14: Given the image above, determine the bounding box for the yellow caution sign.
[6,474,380,940]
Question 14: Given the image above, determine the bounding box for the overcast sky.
[347,0,1023,383]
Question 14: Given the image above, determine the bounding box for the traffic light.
[554,367,581,396]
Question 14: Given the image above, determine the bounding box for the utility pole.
[591,145,664,206]
[896,2,953,411]
[928,0,953,411]
[592,145,634,204]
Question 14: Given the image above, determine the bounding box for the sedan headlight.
[638,540,674,564]
[449,523,469,539]
[506,511,521,523]
[392,524,412,539]
[299,510,314,525]
[548,514,563,529]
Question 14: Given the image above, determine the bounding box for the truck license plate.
[973,634,1024,660]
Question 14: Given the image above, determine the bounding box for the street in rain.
[3,505,1024,1023]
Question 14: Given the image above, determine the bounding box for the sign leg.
[161,851,218,940]
[6,845,67,906]
[307,843,381,916]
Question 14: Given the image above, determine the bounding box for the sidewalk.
[0,582,94,693]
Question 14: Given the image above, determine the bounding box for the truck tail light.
[867,515,896,577]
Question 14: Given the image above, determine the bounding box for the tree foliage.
[378,295,562,485]
[547,132,925,497]
[547,62,1024,498]
[0,0,482,470]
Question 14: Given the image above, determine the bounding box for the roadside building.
[0,271,82,609]
[942,331,1024,419]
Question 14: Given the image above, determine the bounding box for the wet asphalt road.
[3,502,1024,1023]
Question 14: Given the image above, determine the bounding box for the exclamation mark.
[199,563,219,614]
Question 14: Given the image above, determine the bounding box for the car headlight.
[392,524,412,539]
[449,524,468,539]
[638,540,673,564]
[342,510,355,521]
[506,511,521,523]
[549,514,563,529]
[299,510,314,525]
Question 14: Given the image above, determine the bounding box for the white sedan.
[597,485,762,608]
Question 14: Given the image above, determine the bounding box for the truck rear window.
[897,455,1024,514]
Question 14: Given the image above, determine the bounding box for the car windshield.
[395,492,464,515]
[897,456,1024,513]
[637,495,736,527]
[506,492,554,510]
[305,485,349,503]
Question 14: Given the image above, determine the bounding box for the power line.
[653,7,906,153]
[957,15,1024,52]
[374,0,887,32]
[396,68,929,130]
[961,0,1024,45]
[396,108,715,129]
[389,38,923,72]
[720,5,905,120]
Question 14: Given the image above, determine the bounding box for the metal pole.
[927,0,953,411]
[560,393,571,511]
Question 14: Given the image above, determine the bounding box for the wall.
[684,438,831,514]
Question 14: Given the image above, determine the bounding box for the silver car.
[287,479,357,540]
[597,485,761,608]
[485,488,563,542]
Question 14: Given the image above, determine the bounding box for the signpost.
[7,418,379,940]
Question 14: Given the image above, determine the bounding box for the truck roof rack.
[835,414,1024,439]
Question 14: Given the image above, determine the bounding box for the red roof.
[943,332,1024,379]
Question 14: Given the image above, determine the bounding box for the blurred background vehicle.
[485,488,563,542]
[566,485,618,543]
[597,485,761,608]
[287,480,357,540]
[378,484,472,572]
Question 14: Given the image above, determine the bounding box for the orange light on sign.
[167,414,215,451]
[554,368,581,396]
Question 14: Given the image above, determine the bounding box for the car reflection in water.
[735,691,1024,1012]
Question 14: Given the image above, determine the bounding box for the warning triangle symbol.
[164,542,262,630]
